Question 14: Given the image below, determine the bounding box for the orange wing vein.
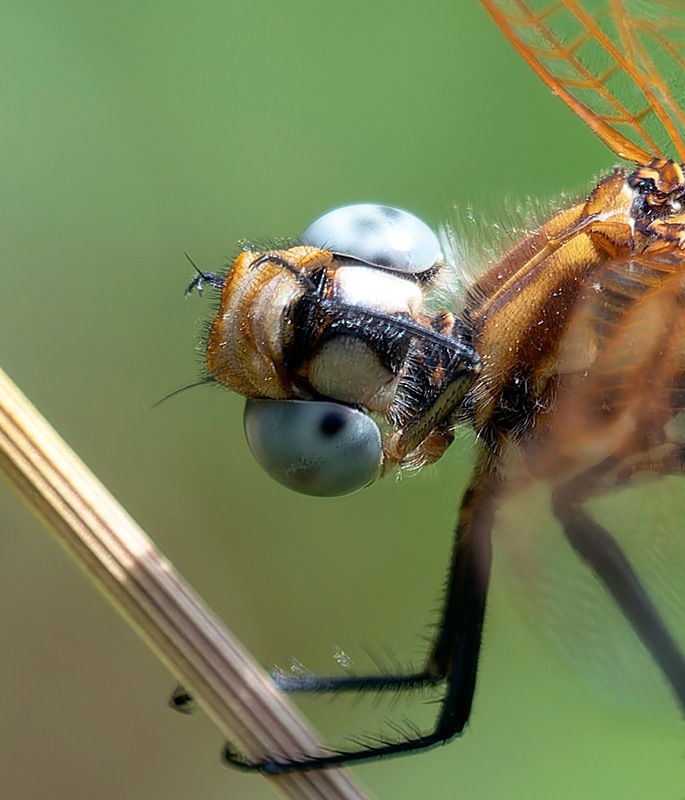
[481,0,685,163]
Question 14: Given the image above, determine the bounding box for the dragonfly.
[185,0,685,773]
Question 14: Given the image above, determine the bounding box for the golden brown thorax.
[466,163,685,486]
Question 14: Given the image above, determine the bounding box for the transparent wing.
[482,0,685,163]
[493,248,685,716]
[495,476,685,717]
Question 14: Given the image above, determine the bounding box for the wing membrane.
[495,243,685,713]
[495,474,685,715]
[482,0,685,163]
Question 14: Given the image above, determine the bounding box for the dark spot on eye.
[353,218,380,236]
[320,410,346,437]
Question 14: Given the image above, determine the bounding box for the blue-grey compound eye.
[300,204,442,274]
[243,399,383,497]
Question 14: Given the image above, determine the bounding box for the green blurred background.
[1,1,683,798]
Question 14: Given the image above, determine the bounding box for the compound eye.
[243,399,383,497]
[300,204,442,275]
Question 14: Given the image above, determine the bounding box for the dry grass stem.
[0,367,368,800]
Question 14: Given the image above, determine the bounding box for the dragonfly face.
[185,0,685,774]
[187,204,480,494]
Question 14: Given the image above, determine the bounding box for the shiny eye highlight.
[300,204,442,275]
[243,399,383,497]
